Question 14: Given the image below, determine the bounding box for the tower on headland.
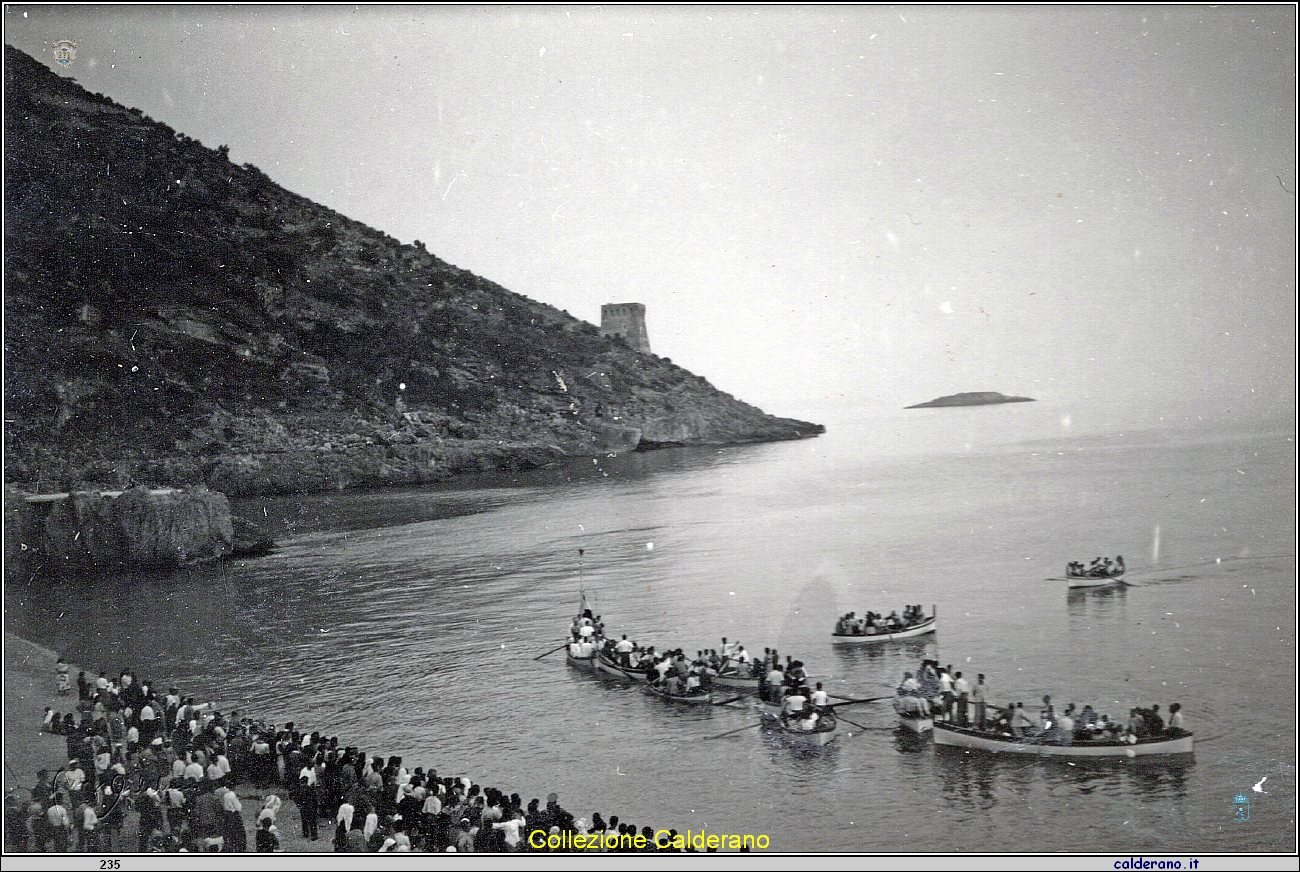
[600,303,651,352]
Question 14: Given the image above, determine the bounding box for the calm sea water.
[8,404,1297,853]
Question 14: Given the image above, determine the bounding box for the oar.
[836,714,870,731]
[705,723,762,740]
[712,695,747,707]
[827,695,891,708]
[533,643,568,661]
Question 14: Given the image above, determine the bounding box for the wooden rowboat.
[898,714,933,734]
[1066,570,1126,589]
[596,652,651,682]
[565,652,598,670]
[759,706,838,746]
[932,722,1193,758]
[645,682,713,705]
[832,610,937,644]
[713,667,762,691]
[594,651,629,679]
[893,696,935,733]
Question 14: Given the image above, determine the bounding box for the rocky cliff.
[3,46,822,497]
[5,486,234,570]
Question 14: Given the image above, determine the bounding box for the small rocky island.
[905,391,1035,409]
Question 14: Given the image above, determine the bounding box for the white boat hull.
[933,723,1193,757]
[566,653,597,670]
[899,715,933,734]
[1067,572,1126,589]
[760,709,838,746]
[832,616,937,644]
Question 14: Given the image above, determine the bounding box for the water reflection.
[931,744,1192,810]
[234,443,773,539]
[1124,759,1193,800]
[760,730,843,768]
[893,727,932,754]
[1066,583,1128,622]
[932,747,1005,810]
[831,637,937,668]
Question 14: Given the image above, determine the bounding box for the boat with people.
[645,681,713,705]
[566,650,598,670]
[932,721,1193,758]
[759,702,839,746]
[595,650,650,682]
[713,663,763,691]
[832,604,936,644]
[892,694,934,734]
[1065,556,1126,589]
[564,588,602,670]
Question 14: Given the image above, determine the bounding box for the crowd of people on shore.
[6,655,728,854]
[894,659,1188,744]
[834,605,929,636]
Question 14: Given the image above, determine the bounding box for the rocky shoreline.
[4,44,824,504]
[3,484,275,573]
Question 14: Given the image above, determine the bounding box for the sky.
[4,5,1296,431]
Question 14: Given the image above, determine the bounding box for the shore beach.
[3,632,327,853]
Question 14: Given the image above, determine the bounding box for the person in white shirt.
[938,669,955,722]
[75,801,99,851]
[736,646,752,665]
[783,691,807,717]
[1167,703,1187,737]
[1056,707,1075,745]
[953,672,971,726]
[810,682,829,708]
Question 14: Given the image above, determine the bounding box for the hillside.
[3,45,822,497]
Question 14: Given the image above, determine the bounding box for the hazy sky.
[5,5,1296,429]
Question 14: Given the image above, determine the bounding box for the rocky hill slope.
[3,45,821,497]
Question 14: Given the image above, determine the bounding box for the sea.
[6,402,1296,854]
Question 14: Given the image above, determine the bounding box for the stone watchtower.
[599,303,651,352]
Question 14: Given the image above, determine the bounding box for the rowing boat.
[713,666,762,691]
[893,696,934,733]
[566,651,598,670]
[932,722,1193,757]
[1066,557,1126,588]
[1066,569,1125,589]
[759,705,838,746]
[832,609,937,644]
[595,651,651,682]
[595,651,628,679]
[645,682,713,705]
